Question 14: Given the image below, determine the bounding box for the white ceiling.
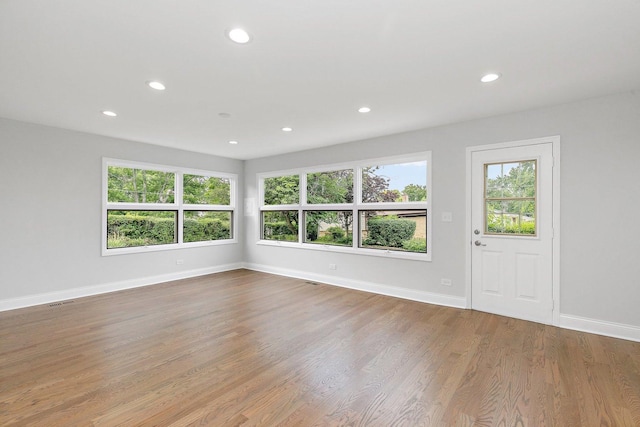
[1,1,640,160]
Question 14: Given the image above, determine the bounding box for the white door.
[470,142,554,324]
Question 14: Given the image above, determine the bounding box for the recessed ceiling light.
[358,107,371,113]
[102,110,117,117]
[228,140,239,145]
[480,73,501,83]
[227,28,251,44]
[282,127,293,132]
[147,81,166,91]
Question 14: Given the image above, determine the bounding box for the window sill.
[102,238,237,256]
[256,239,430,262]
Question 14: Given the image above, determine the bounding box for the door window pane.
[485,160,536,235]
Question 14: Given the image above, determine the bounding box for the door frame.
[465,136,561,325]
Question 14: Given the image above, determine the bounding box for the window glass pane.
[183,175,231,205]
[486,164,505,198]
[362,161,427,203]
[486,201,536,235]
[184,211,232,242]
[359,210,427,253]
[305,211,353,246]
[262,211,299,241]
[485,160,536,235]
[486,161,536,198]
[307,169,354,204]
[107,210,176,248]
[264,175,299,205]
[108,166,175,203]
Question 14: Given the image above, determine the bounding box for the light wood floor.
[2,269,640,426]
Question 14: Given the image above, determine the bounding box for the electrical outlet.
[329,264,337,270]
[176,259,184,265]
[440,278,452,286]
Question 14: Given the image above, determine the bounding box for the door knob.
[474,240,486,247]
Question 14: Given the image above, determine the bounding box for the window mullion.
[354,167,362,249]
[176,171,183,244]
[300,173,307,205]
[299,173,306,243]
[354,166,363,205]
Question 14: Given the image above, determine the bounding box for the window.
[307,169,353,204]
[263,175,299,205]
[359,210,427,253]
[103,159,237,255]
[261,211,299,242]
[258,153,431,260]
[485,160,536,235]
[305,211,353,246]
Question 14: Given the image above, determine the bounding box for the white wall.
[244,90,640,332]
[0,118,244,308]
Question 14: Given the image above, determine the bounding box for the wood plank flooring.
[1,269,640,426]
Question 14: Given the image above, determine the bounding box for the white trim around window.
[102,158,238,256]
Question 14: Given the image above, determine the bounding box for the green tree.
[403,184,427,201]
[263,175,300,235]
[183,175,230,205]
[362,167,397,203]
[307,170,354,235]
[307,170,353,204]
[486,161,536,233]
[108,166,175,204]
[264,175,299,205]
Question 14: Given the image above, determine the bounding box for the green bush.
[313,233,352,246]
[364,218,416,247]
[402,238,427,253]
[183,218,231,242]
[269,234,298,242]
[326,226,345,240]
[487,221,535,234]
[264,221,295,237]
[336,236,353,245]
[107,214,175,248]
[107,214,231,248]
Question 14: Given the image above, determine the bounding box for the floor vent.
[305,281,319,286]
[49,300,75,307]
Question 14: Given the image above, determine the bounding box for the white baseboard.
[5,262,638,343]
[559,314,640,342]
[0,263,244,312]
[243,262,467,309]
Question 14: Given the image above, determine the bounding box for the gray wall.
[0,119,244,302]
[244,90,640,328]
[2,90,639,331]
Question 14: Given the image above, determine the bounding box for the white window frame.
[102,158,238,256]
[257,151,432,261]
